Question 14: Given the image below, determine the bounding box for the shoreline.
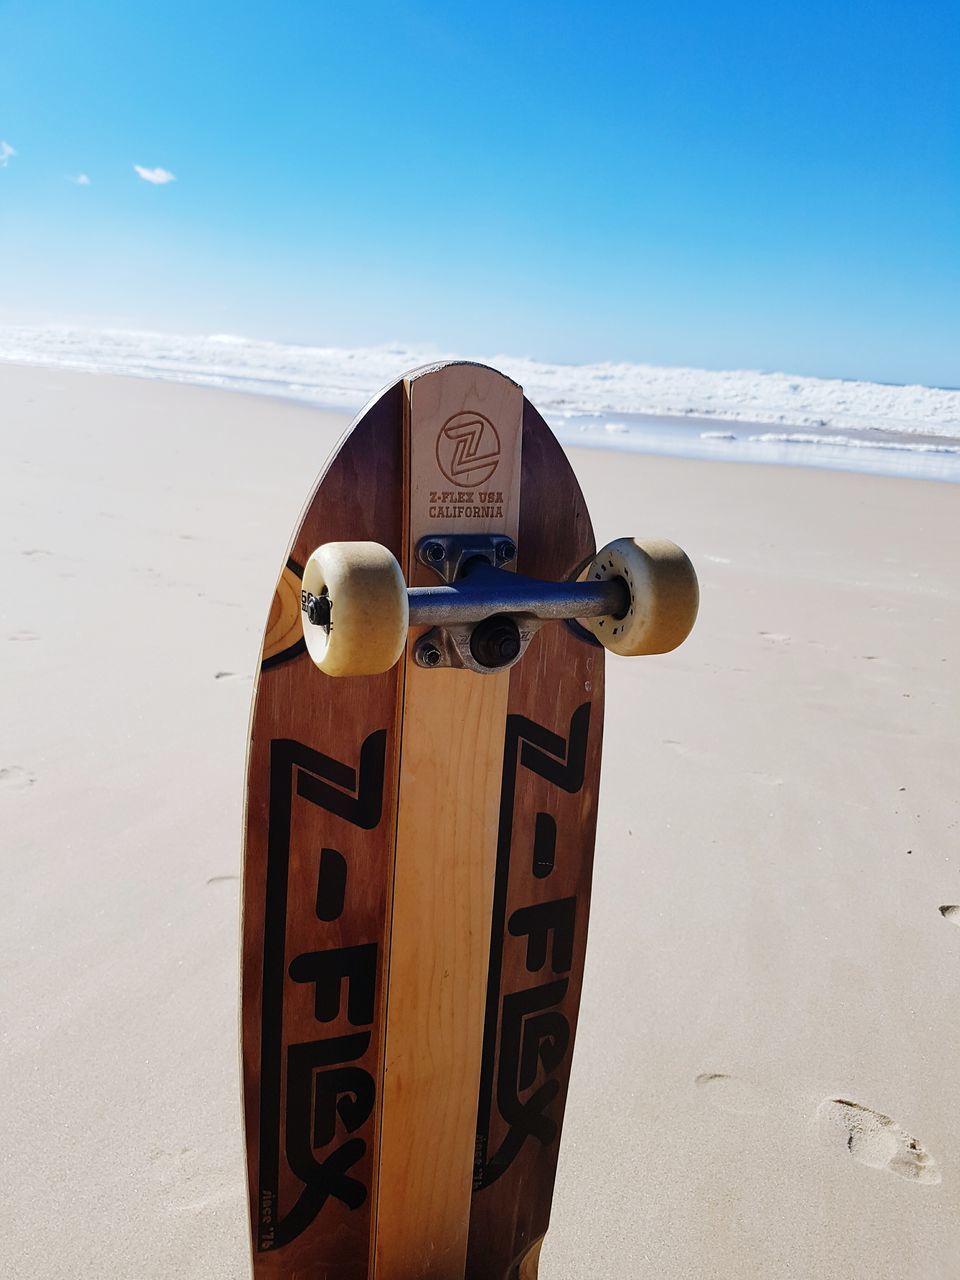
[1,324,959,484]
[1,354,958,485]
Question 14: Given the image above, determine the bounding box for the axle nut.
[305,592,332,631]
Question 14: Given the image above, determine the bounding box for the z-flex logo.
[257,732,386,1253]
[436,410,501,487]
[473,702,591,1191]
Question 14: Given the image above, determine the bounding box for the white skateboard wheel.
[301,542,409,676]
[582,537,698,656]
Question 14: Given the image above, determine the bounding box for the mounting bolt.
[496,539,516,564]
[424,540,446,564]
[416,639,443,668]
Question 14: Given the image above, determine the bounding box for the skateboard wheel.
[301,542,409,676]
[582,537,698,656]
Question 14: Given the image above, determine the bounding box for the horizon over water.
[2,324,959,483]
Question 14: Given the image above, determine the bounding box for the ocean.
[2,325,958,483]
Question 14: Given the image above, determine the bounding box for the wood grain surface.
[242,367,604,1280]
[373,366,522,1279]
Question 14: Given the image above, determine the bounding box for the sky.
[0,0,957,386]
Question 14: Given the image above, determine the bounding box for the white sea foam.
[748,432,960,455]
[1,324,958,441]
[2,324,958,481]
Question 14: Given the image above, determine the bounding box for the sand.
[1,363,957,1279]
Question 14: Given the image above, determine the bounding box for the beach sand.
[1,363,957,1278]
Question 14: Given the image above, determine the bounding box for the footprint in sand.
[199,593,243,609]
[939,905,960,926]
[149,1144,234,1212]
[695,1073,772,1116]
[663,740,711,764]
[817,1098,940,1184]
[0,766,37,791]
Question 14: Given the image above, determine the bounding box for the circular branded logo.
[435,411,501,487]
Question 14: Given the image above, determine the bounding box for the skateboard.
[240,362,698,1280]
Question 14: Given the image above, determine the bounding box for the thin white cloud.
[133,164,176,185]
[0,140,16,168]
[73,173,92,186]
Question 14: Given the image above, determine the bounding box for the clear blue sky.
[1,0,957,385]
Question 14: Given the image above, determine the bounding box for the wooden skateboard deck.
[241,363,604,1279]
